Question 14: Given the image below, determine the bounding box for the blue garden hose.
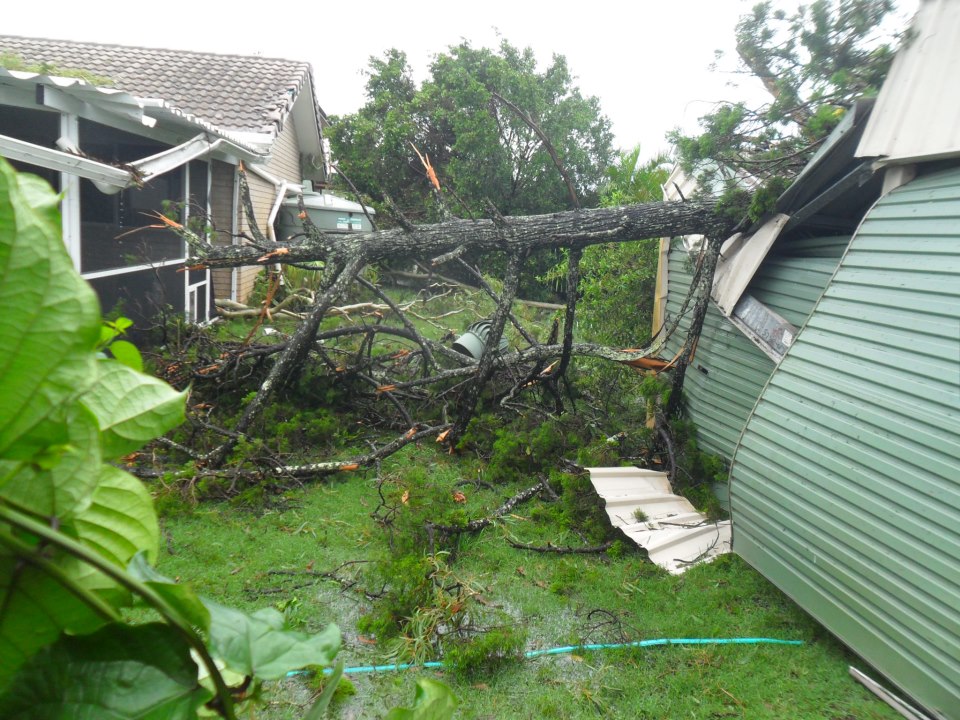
[288,637,803,677]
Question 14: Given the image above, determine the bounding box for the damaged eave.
[131,133,263,178]
[0,133,131,190]
[0,131,265,192]
[711,213,791,317]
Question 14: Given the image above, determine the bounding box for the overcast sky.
[5,1,918,160]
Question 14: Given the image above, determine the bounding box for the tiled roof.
[0,35,315,135]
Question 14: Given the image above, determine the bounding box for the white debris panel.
[587,467,731,574]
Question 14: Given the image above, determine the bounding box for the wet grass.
[152,443,899,719]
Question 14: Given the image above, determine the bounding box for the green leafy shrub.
[445,625,527,678]
[0,160,341,718]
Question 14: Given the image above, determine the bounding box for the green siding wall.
[664,235,848,461]
[664,243,774,459]
[730,169,960,718]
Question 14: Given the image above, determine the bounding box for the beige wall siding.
[265,120,302,184]
[235,172,271,302]
[234,119,306,302]
[209,159,236,301]
[208,120,307,304]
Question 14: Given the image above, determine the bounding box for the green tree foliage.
[672,0,902,186]
[328,40,615,220]
[575,147,670,347]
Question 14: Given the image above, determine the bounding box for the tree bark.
[186,199,734,270]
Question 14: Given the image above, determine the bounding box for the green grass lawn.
[151,444,898,719]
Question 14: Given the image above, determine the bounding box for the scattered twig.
[508,540,614,554]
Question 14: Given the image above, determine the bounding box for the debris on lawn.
[587,466,731,574]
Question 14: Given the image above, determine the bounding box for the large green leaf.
[58,465,162,607]
[82,359,186,459]
[0,401,101,520]
[72,465,160,566]
[0,622,211,719]
[303,659,344,720]
[0,161,100,460]
[206,601,341,680]
[127,553,211,633]
[0,544,106,689]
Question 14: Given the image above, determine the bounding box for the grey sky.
[4,1,917,160]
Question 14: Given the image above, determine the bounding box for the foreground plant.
[0,160,345,718]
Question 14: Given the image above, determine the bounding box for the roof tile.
[0,34,314,134]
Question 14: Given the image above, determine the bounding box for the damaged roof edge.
[0,67,267,160]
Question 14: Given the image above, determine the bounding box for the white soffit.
[856,0,960,164]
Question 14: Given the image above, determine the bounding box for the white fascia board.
[138,100,266,160]
[37,84,155,129]
[132,135,267,182]
[223,130,275,153]
[0,133,130,189]
[0,81,177,143]
[0,82,50,112]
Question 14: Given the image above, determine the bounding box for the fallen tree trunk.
[165,177,735,470]
[185,199,733,269]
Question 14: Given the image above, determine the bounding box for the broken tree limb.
[454,258,541,346]
[214,298,406,321]
[426,478,550,535]
[665,238,720,418]
[205,253,368,466]
[138,424,450,484]
[450,250,525,441]
[386,269,564,310]
[550,247,582,393]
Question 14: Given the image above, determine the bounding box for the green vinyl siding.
[663,235,849,461]
[663,242,773,459]
[730,168,960,719]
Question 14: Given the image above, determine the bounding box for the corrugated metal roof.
[586,467,731,574]
[730,167,960,718]
[856,0,960,164]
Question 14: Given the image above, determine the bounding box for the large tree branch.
[184,199,733,269]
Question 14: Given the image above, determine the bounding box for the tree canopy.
[671,0,902,188]
[328,40,615,221]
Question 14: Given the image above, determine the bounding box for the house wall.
[209,159,237,302]
[663,234,849,461]
[238,172,271,302]
[265,118,301,184]
[234,119,303,302]
[664,244,774,460]
[730,168,960,718]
